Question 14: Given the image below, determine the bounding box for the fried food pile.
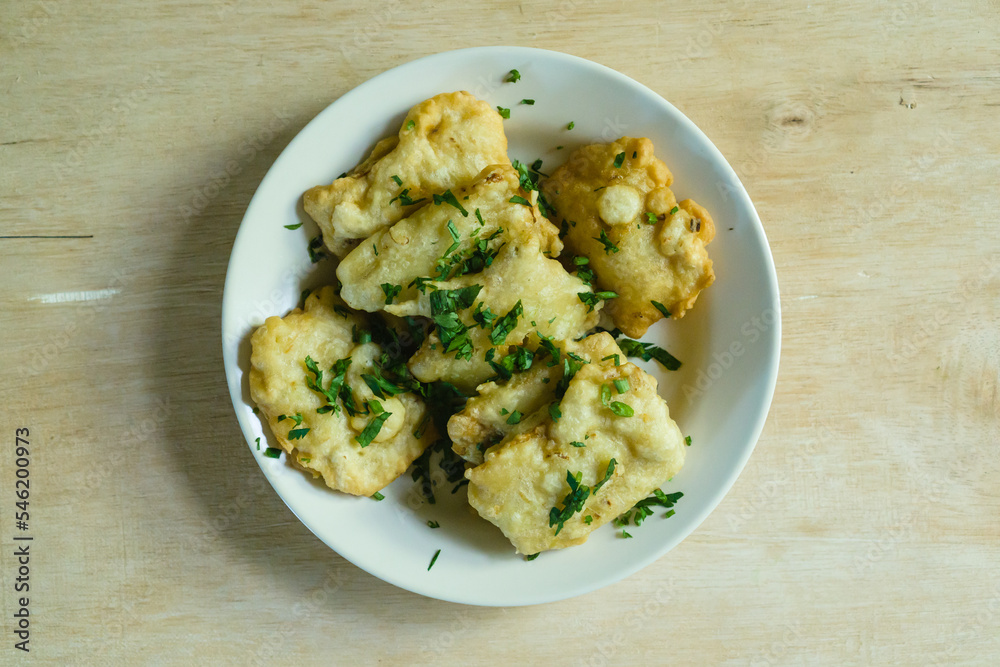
[249,91,715,554]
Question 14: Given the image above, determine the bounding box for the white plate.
[222,46,780,606]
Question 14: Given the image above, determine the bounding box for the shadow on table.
[148,110,511,625]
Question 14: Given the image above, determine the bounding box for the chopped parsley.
[490,300,523,345]
[609,401,634,417]
[578,290,618,312]
[566,121,575,130]
[548,471,590,536]
[548,403,561,421]
[593,458,617,493]
[521,98,535,105]
[263,447,282,459]
[355,410,393,447]
[428,549,441,570]
[570,441,586,448]
[617,489,684,527]
[651,300,671,318]
[427,520,440,529]
[505,410,523,425]
[308,235,328,263]
[613,152,626,168]
[429,285,483,360]
[255,437,261,450]
[583,515,593,525]
[305,356,353,415]
[288,427,311,440]
[405,119,415,130]
[433,189,469,216]
[617,338,682,371]
[506,69,521,83]
[594,229,620,254]
[380,283,402,305]
[508,195,531,206]
[497,106,510,119]
[373,243,378,256]
[284,222,303,230]
[525,553,539,561]
[389,188,427,207]
[685,435,692,447]
[371,491,385,501]
[475,208,485,225]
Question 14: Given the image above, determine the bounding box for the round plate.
[222,46,780,606]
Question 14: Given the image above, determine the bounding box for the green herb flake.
[609,401,634,417]
[497,106,511,119]
[645,212,657,225]
[405,119,415,130]
[381,283,402,305]
[593,458,617,493]
[570,441,586,448]
[506,69,521,83]
[427,520,440,529]
[428,549,441,571]
[521,98,535,105]
[566,121,575,130]
[284,222,303,230]
[508,195,531,206]
[601,353,621,367]
[670,205,679,215]
[548,403,561,421]
[622,529,633,539]
[263,447,282,459]
[613,152,626,168]
[578,290,618,312]
[355,411,393,447]
[613,379,630,394]
[617,337,682,371]
[525,553,539,561]
[583,515,593,525]
[433,189,469,216]
[255,437,261,451]
[391,175,403,186]
[651,300,671,318]
[556,145,564,150]
[490,300,523,345]
[505,410,522,425]
[594,229,620,254]
[288,427,311,440]
[548,470,590,535]
[371,491,385,501]
[685,435,692,447]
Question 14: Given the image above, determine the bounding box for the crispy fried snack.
[465,333,686,554]
[336,164,561,317]
[303,91,509,257]
[249,287,436,496]
[447,332,618,465]
[405,235,601,392]
[542,137,715,338]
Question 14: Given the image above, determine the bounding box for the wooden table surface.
[2,1,998,664]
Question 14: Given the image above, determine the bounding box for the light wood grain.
[2,1,998,664]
